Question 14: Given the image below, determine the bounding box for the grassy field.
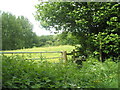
[2,45,75,62]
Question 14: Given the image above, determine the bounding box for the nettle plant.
[92,31,120,62]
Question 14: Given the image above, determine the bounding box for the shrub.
[2,55,118,88]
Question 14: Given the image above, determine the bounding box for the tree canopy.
[35,2,120,34]
[1,12,39,50]
[35,2,120,61]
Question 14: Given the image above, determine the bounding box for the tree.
[35,2,120,61]
[38,35,54,47]
[54,31,80,45]
[1,11,39,50]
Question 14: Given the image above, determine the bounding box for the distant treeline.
[1,11,77,50]
[35,32,79,47]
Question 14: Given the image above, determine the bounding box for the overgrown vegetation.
[2,55,118,88]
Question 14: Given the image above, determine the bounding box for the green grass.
[2,45,75,62]
[4,45,75,52]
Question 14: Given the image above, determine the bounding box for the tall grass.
[2,55,118,88]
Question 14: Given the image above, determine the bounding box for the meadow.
[6,45,75,52]
[2,45,75,63]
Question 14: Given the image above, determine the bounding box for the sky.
[0,0,55,36]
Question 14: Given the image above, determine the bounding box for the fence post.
[62,51,67,63]
[99,33,102,62]
[72,49,75,61]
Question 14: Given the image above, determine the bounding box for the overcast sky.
[0,0,55,36]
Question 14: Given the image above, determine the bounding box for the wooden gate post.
[62,51,67,63]
[72,49,75,61]
[99,33,102,62]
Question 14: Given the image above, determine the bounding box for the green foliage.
[1,11,39,50]
[35,2,119,33]
[91,31,120,61]
[2,55,118,88]
[37,35,55,47]
[35,2,120,61]
[54,32,80,45]
[34,33,79,47]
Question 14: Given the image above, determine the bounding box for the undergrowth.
[2,55,118,88]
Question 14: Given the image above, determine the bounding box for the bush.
[2,55,118,88]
